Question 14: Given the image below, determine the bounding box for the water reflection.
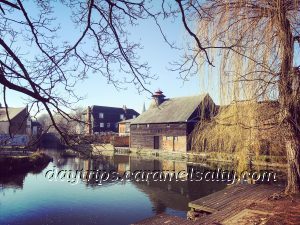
[0,156,50,190]
[0,149,283,225]
[42,151,227,212]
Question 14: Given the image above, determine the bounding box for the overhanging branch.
[0,0,20,10]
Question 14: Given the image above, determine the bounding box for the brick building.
[85,105,139,134]
[130,90,216,152]
[118,119,133,136]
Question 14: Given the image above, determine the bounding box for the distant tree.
[37,113,51,131]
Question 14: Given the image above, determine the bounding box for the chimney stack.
[151,89,165,107]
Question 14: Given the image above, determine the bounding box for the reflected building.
[128,156,227,213]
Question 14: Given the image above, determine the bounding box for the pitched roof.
[91,105,139,115]
[132,94,212,124]
[0,107,26,122]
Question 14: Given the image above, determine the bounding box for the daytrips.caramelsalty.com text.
[44,167,278,186]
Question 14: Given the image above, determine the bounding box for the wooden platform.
[189,184,283,224]
[132,184,283,225]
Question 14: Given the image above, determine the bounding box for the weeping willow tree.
[187,0,300,194]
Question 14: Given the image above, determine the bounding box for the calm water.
[0,149,281,225]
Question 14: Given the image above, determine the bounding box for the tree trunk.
[285,126,300,194]
[276,4,300,194]
[283,98,300,194]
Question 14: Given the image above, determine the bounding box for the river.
[0,149,283,225]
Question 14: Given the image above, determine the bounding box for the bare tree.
[0,0,164,144]
[1,0,209,143]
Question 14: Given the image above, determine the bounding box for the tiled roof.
[131,93,213,124]
[91,105,139,116]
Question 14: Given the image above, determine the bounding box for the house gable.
[132,93,215,124]
[0,107,29,135]
[130,93,216,152]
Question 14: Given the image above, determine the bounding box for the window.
[133,115,136,119]
[100,123,104,128]
[125,124,130,132]
[120,114,125,120]
[107,123,111,128]
[99,113,104,118]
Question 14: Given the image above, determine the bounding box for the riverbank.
[134,184,299,225]
[86,144,287,170]
[0,152,52,176]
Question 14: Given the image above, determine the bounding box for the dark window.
[154,136,159,149]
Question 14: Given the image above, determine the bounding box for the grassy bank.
[0,152,52,176]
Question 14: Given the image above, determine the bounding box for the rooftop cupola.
[151,89,166,106]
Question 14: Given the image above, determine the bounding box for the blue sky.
[3,2,220,114]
